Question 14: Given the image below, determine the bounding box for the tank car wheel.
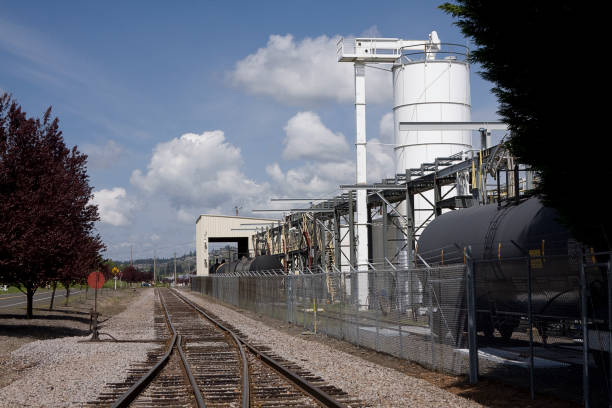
[483,323,494,339]
[498,324,515,341]
[535,321,548,345]
[478,313,495,339]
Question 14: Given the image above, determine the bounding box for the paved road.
[0,289,84,309]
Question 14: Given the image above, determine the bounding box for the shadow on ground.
[0,306,94,340]
[0,323,90,339]
[0,312,90,324]
[34,307,90,316]
[441,376,582,408]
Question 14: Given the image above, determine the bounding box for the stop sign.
[87,271,105,289]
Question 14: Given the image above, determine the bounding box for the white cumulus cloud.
[366,112,396,180]
[128,116,396,225]
[266,161,354,198]
[229,34,391,105]
[130,130,268,212]
[367,138,395,181]
[379,112,394,144]
[268,112,353,197]
[268,111,397,197]
[91,187,134,226]
[266,152,396,198]
[177,208,195,224]
[282,111,349,161]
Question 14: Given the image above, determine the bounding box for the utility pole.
[153,250,157,284]
[130,245,133,266]
[174,252,177,287]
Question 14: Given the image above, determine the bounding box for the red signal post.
[87,271,105,340]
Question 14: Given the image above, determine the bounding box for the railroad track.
[90,288,359,407]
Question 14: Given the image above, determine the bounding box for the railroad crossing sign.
[87,271,105,289]
[112,267,119,290]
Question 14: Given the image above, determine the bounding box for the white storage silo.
[393,52,472,233]
[337,32,472,308]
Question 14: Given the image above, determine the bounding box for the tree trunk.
[26,286,35,319]
[85,285,88,300]
[64,286,70,306]
[48,281,57,310]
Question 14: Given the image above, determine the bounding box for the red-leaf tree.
[120,265,152,284]
[99,260,113,281]
[58,237,104,306]
[120,265,138,283]
[0,94,104,318]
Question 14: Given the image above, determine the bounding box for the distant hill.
[116,250,196,279]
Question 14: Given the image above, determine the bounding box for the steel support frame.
[334,203,342,271]
[249,143,515,276]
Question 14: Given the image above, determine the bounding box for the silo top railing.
[399,42,470,63]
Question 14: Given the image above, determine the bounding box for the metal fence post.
[428,269,435,369]
[292,274,296,324]
[356,273,360,347]
[303,275,307,329]
[286,274,291,323]
[526,256,535,400]
[313,296,317,334]
[325,279,329,335]
[580,252,590,408]
[376,306,380,351]
[608,258,612,408]
[340,273,345,340]
[399,269,404,358]
[466,247,478,384]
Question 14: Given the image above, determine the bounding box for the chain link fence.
[582,251,610,407]
[192,265,469,374]
[472,252,611,407]
[191,252,611,407]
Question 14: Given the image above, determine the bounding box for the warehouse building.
[195,214,277,276]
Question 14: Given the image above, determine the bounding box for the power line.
[102,240,196,257]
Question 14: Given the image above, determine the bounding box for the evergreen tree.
[440,2,608,249]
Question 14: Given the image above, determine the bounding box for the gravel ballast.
[0,289,158,407]
[180,290,482,408]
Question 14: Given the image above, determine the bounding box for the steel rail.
[110,319,177,407]
[168,289,250,408]
[171,289,347,408]
[177,336,206,407]
[160,291,206,408]
[111,289,205,408]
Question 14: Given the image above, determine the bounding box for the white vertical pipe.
[354,63,369,309]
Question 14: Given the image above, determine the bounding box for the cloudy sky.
[0,1,501,260]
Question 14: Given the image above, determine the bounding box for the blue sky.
[0,1,502,260]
